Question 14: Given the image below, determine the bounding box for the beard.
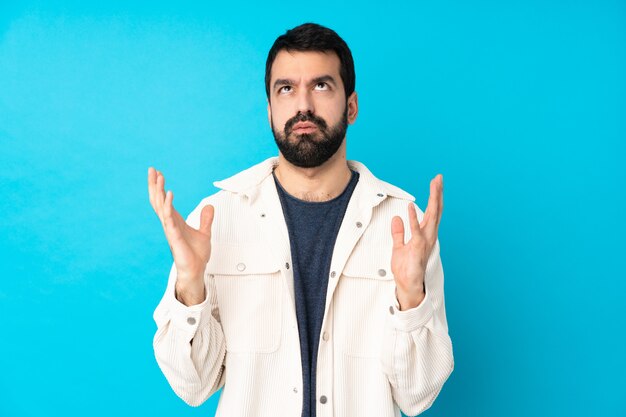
[271,106,348,168]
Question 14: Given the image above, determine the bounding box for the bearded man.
[149,22,454,417]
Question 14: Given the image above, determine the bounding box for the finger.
[391,216,405,249]
[434,174,443,225]
[148,167,157,211]
[163,191,187,240]
[199,204,215,235]
[155,171,166,223]
[163,190,174,230]
[438,174,444,225]
[424,174,443,239]
[408,202,422,237]
[426,175,441,218]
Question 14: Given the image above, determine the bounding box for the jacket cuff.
[389,287,434,332]
[166,284,212,335]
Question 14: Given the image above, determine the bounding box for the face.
[267,50,358,168]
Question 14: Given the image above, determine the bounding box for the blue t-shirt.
[273,169,359,417]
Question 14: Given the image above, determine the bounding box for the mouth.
[292,122,318,134]
[293,126,318,134]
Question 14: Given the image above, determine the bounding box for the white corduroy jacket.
[153,157,454,417]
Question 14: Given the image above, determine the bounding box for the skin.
[147,49,444,310]
[268,50,357,201]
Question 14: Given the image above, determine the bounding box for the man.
[148,23,453,417]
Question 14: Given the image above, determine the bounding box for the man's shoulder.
[348,160,415,202]
[374,177,416,202]
[183,157,277,221]
[212,157,278,194]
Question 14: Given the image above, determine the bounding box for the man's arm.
[153,258,226,406]
[381,237,454,415]
[147,168,226,406]
[383,177,453,415]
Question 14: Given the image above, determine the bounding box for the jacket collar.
[213,156,415,202]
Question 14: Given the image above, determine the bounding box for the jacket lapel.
[320,176,383,322]
[257,174,299,322]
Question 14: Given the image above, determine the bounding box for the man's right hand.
[148,167,215,306]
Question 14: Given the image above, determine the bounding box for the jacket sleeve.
[380,236,454,416]
[152,198,227,407]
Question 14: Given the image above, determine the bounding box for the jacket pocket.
[208,244,283,354]
[333,248,395,358]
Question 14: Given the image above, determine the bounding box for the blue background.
[1,1,624,416]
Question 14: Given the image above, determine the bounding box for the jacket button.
[389,306,395,315]
[293,387,298,393]
[322,332,329,341]
[236,263,246,272]
[187,317,197,325]
[378,269,386,277]
[356,221,362,228]
[285,262,290,269]
[319,395,327,404]
[330,271,336,278]
[377,193,384,197]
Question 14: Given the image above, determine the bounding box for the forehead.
[270,50,341,82]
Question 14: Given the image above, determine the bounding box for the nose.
[295,89,315,115]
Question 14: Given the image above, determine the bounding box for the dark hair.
[265,23,355,101]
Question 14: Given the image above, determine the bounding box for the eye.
[314,82,329,91]
[278,85,292,94]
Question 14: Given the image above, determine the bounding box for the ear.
[267,100,272,127]
[347,91,359,124]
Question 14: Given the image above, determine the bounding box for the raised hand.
[148,167,215,305]
[390,174,444,310]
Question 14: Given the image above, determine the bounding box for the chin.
[291,132,323,143]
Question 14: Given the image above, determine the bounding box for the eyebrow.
[273,75,338,91]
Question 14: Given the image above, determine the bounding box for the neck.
[274,141,351,202]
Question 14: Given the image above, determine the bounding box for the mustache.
[284,112,328,134]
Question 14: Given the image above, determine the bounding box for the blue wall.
[1,1,624,416]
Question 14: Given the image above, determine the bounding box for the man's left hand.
[390,174,444,310]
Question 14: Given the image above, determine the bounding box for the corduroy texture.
[153,157,454,416]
